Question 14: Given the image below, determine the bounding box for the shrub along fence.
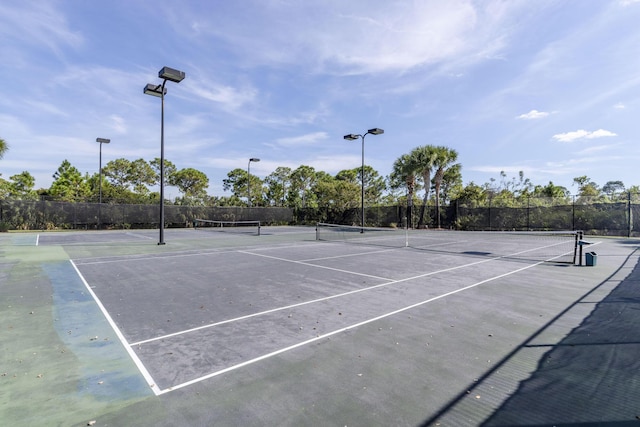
[1,193,638,237]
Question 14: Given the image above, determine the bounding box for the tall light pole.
[344,128,384,231]
[96,138,110,204]
[248,158,260,207]
[144,66,186,245]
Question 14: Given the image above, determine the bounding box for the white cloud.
[614,102,626,109]
[0,2,83,57]
[178,1,519,76]
[587,129,617,139]
[109,115,127,134]
[620,0,640,6]
[516,109,549,120]
[188,82,258,111]
[275,132,329,147]
[552,129,617,142]
[578,143,621,155]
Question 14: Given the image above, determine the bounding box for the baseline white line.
[69,260,160,396]
[35,234,39,246]
[156,257,548,394]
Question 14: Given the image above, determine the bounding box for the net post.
[405,225,409,247]
[576,230,584,266]
[258,222,261,236]
[316,223,319,241]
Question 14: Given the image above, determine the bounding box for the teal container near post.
[585,252,597,266]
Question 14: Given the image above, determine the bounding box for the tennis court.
[2,226,639,426]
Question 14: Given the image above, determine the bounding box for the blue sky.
[1,0,639,198]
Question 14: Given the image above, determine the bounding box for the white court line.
[300,246,402,262]
[35,234,39,246]
[302,239,467,262]
[132,246,533,346]
[75,248,235,265]
[241,250,396,281]
[74,242,318,265]
[76,240,577,394]
[69,260,161,396]
[155,256,553,395]
[125,232,156,240]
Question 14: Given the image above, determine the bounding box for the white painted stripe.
[132,249,512,346]
[125,232,155,240]
[240,250,396,281]
[35,234,39,246]
[69,260,160,396]
[156,257,548,395]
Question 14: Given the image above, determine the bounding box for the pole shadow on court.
[421,247,640,426]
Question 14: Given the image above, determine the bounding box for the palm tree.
[390,154,419,228]
[0,137,7,160]
[431,146,459,228]
[410,145,437,228]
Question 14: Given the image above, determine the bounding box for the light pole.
[144,66,186,245]
[248,158,260,207]
[343,128,384,231]
[96,138,110,204]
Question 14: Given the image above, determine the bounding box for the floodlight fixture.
[143,84,166,97]
[159,66,186,83]
[343,127,385,230]
[248,158,261,207]
[143,66,186,245]
[96,138,111,227]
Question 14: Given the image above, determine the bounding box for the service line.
[156,256,549,395]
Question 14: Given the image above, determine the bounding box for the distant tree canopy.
[0,138,635,210]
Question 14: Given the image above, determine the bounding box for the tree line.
[0,136,637,217]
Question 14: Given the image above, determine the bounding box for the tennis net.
[194,219,261,236]
[316,223,582,264]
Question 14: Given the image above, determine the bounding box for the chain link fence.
[1,193,638,236]
[0,200,293,230]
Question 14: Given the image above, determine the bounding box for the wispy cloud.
[174,1,521,76]
[552,129,617,142]
[109,115,127,134]
[516,109,549,120]
[577,143,621,155]
[275,132,329,147]
[0,2,83,58]
[614,102,625,109]
[189,83,258,111]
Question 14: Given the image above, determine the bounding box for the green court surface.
[1,227,639,426]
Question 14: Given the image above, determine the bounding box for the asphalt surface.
[1,227,639,426]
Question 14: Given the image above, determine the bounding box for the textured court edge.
[69,259,161,396]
